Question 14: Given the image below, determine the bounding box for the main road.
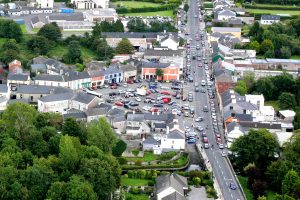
[185,0,245,199]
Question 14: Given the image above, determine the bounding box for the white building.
[158,34,179,50]
[217,9,236,21]
[38,92,73,114]
[260,15,280,25]
[73,0,109,9]
[36,0,53,8]
[159,129,185,152]
[84,9,118,22]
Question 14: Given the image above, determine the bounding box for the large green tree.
[279,92,297,110]
[0,20,23,42]
[282,170,300,198]
[231,129,279,171]
[63,40,83,64]
[127,18,148,32]
[115,38,134,54]
[27,35,51,55]
[234,80,248,95]
[59,135,80,172]
[37,22,62,43]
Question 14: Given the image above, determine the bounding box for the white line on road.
[231,193,233,199]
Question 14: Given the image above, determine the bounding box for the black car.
[129,102,139,107]
[153,104,163,107]
[109,92,118,96]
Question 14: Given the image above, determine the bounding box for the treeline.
[251,0,300,5]
[116,4,178,14]
[0,103,125,200]
[244,4,300,10]
[127,18,177,32]
[236,17,300,59]
[230,128,300,200]
[112,0,180,3]
[235,73,300,129]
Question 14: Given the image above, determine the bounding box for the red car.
[127,80,134,84]
[115,101,124,106]
[150,107,159,112]
[111,85,117,89]
[146,90,152,95]
[160,91,170,95]
[216,137,222,144]
[203,136,208,143]
[198,64,202,67]
[215,133,221,138]
[172,92,178,97]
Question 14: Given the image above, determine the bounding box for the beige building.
[211,27,241,39]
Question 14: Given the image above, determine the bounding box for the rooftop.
[156,174,187,197]
[48,13,84,21]
[73,92,96,104]
[144,49,184,57]
[212,27,241,32]
[261,15,280,20]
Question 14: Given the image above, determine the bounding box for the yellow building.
[211,27,241,39]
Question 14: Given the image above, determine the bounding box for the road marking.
[231,193,233,199]
[221,170,224,175]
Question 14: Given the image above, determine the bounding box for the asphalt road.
[186,0,245,199]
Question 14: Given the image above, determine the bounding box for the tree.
[59,135,80,172]
[63,40,83,64]
[155,68,164,81]
[258,196,267,200]
[0,20,23,42]
[112,139,127,157]
[94,38,114,60]
[266,160,290,191]
[261,39,274,55]
[280,46,291,59]
[27,35,51,55]
[87,117,117,153]
[282,170,300,197]
[279,92,297,110]
[66,175,97,200]
[127,18,148,32]
[183,3,189,12]
[37,22,62,43]
[230,129,279,171]
[115,38,134,54]
[1,49,20,65]
[92,22,102,38]
[253,77,275,100]
[2,39,19,52]
[283,132,300,173]
[248,40,260,53]
[47,181,67,200]
[234,80,248,95]
[62,117,86,144]
[113,19,124,32]
[249,22,260,37]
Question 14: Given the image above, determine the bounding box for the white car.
[123,83,128,87]
[221,151,227,157]
[118,90,125,94]
[142,106,151,111]
[135,97,141,102]
[185,126,191,133]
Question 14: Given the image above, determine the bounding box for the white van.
[201,80,206,86]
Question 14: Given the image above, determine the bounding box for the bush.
[159,151,177,161]
[193,177,201,186]
[112,139,127,157]
[135,160,142,166]
[132,149,139,156]
[116,4,178,14]
[117,157,127,165]
[148,180,155,186]
[203,179,214,187]
[129,187,142,195]
[206,186,218,199]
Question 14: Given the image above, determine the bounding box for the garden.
[244,3,300,17]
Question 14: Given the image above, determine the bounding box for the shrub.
[129,187,142,195]
[148,180,155,186]
[206,186,218,199]
[144,186,154,195]
[159,151,177,161]
[132,149,139,156]
[193,177,201,186]
[203,179,214,187]
[117,157,127,165]
[135,160,142,166]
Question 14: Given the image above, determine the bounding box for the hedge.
[244,4,300,10]
[116,4,178,13]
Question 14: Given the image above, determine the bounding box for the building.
[103,65,123,84]
[35,0,54,8]
[213,61,236,94]
[126,113,151,136]
[7,73,30,86]
[260,15,280,25]
[159,129,185,152]
[159,34,179,50]
[217,9,236,21]
[31,16,45,28]
[155,173,188,200]
[9,60,22,74]
[38,92,73,113]
[211,27,241,39]
[119,64,137,82]
[84,9,117,22]
[88,70,105,88]
[73,0,109,9]
[140,62,180,81]
[279,110,296,123]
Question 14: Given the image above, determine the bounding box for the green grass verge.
[238,176,254,200]
[20,24,27,34]
[245,3,300,9]
[121,177,149,186]
[113,1,160,8]
[290,55,300,60]
[246,9,300,15]
[265,100,280,111]
[124,193,149,200]
[124,10,174,17]
[125,151,159,162]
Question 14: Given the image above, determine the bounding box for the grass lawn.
[20,24,27,34]
[247,3,300,9]
[121,177,149,186]
[265,100,280,111]
[125,151,159,162]
[291,55,300,60]
[124,10,174,18]
[113,1,160,8]
[238,176,254,200]
[246,9,300,15]
[124,193,149,200]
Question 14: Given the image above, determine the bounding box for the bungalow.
[217,9,236,21]
[140,62,180,81]
[260,15,280,25]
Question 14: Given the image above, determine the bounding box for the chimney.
[232,98,236,103]
[60,69,63,75]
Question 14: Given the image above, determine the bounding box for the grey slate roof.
[143,137,160,145]
[0,84,8,93]
[144,49,184,57]
[156,174,187,196]
[104,65,122,75]
[221,90,244,107]
[218,9,236,16]
[16,85,56,94]
[119,64,136,72]
[8,98,30,104]
[31,16,40,24]
[88,70,104,78]
[34,74,64,82]
[236,101,257,110]
[7,74,29,81]
[168,130,185,139]
[227,121,244,133]
[39,92,74,102]
[261,15,280,21]
[86,107,108,116]
[141,61,170,69]
[102,32,177,39]
[48,13,84,21]
[31,63,46,71]
[127,113,144,122]
[144,113,174,123]
[63,109,87,119]
[112,115,126,122]
[239,121,281,130]
[106,107,125,116]
[223,110,252,122]
[73,92,96,104]
[161,34,179,43]
[154,122,167,129]
[162,192,186,200]
[63,69,90,81]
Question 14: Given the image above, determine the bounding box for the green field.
[121,177,149,186]
[124,10,174,17]
[20,24,27,34]
[113,1,160,8]
[124,193,149,200]
[125,151,159,162]
[246,9,300,15]
[265,100,280,111]
[245,3,300,9]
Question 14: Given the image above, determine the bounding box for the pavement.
[185,0,246,199]
[188,186,214,200]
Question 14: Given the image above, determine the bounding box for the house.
[34,74,68,88]
[225,121,245,147]
[217,10,236,21]
[62,69,91,89]
[126,113,151,136]
[35,0,54,8]
[84,8,117,22]
[9,60,22,74]
[88,70,105,88]
[107,107,126,131]
[103,65,123,84]
[265,59,300,71]
[211,27,241,39]
[31,63,47,74]
[260,15,280,25]
[63,108,87,122]
[224,111,253,123]
[7,73,31,86]
[236,16,255,24]
[140,62,180,81]
[279,110,296,123]
[159,34,179,50]
[31,16,45,29]
[143,137,160,151]
[159,129,185,153]
[155,173,188,200]
[86,103,112,122]
[213,61,236,94]
[229,7,246,15]
[73,0,109,9]
[119,63,137,82]
[38,92,74,113]
[72,92,101,112]
[144,49,185,73]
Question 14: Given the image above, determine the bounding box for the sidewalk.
[196,144,224,200]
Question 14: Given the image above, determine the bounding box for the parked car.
[229,182,237,190]
[115,101,124,106]
[202,136,208,143]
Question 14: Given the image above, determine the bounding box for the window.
[119,73,121,76]
[243,109,246,114]
[110,75,112,78]
[114,74,117,77]
[229,106,233,110]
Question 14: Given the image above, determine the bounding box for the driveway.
[188,186,214,200]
